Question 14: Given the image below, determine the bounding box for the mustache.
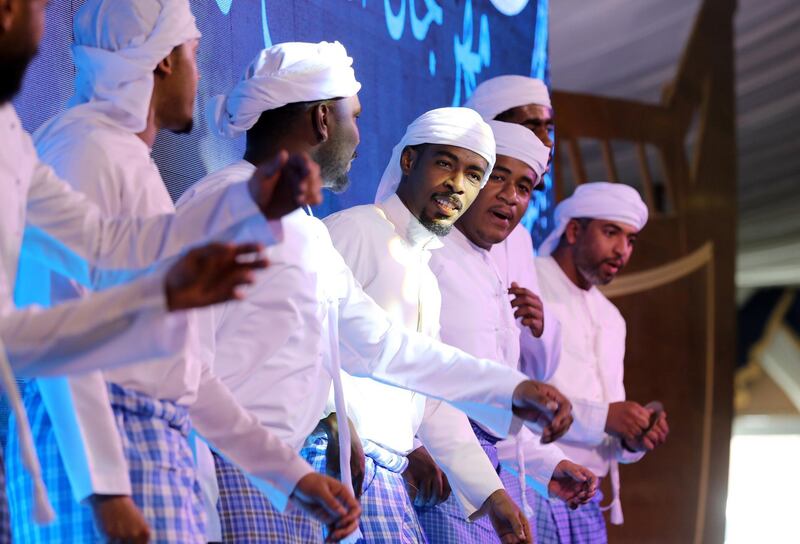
[432,192,463,211]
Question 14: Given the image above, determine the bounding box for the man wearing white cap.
[7,3,361,543]
[180,42,574,543]
[323,109,563,544]
[0,0,329,542]
[416,120,599,543]
[534,182,670,542]
[466,77,561,411]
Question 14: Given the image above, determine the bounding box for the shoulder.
[177,161,252,207]
[323,204,392,245]
[593,290,626,328]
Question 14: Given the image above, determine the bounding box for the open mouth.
[602,261,622,275]
[488,207,514,226]
[432,194,462,217]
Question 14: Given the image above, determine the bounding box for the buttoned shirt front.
[534,256,644,476]
[431,226,566,496]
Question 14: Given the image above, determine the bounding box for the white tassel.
[0,340,55,524]
[327,307,363,543]
[599,459,624,525]
[515,436,533,518]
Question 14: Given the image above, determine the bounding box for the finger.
[315,483,348,519]
[441,476,452,502]
[509,510,528,542]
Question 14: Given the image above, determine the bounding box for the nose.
[497,180,518,205]
[445,172,466,194]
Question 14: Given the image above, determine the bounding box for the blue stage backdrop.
[13,0,553,239]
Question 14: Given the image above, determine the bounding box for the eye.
[467,172,482,184]
[518,184,531,195]
[436,160,452,169]
[490,174,505,183]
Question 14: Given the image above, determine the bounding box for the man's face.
[397,143,488,236]
[456,155,537,249]
[496,103,554,149]
[315,94,361,193]
[158,38,199,134]
[0,0,47,103]
[571,219,638,286]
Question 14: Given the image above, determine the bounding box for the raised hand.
[512,381,573,444]
[508,282,545,338]
[548,460,598,509]
[248,150,323,219]
[403,445,452,507]
[89,495,150,544]
[624,406,669,452]
[471,489,532,544]
[290,473,362,543]
[165,242,267,311]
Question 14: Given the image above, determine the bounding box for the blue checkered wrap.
[0,445,10,543]
[416,423,542,544]
[302,435,428,543]
[107,382,206,543]
[213,449,323,542]
[534,485,607,543]
[6,382,97,543]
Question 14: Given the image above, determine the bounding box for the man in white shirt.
[466,75,558,382]
[324,109,554,544]
[533,182,670,543]
[417,120,599,542]
[6,3,361,543]
[181,42,573,543]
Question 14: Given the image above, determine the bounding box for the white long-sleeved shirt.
[533,256,645,474]
[26,109,312,507]
[183,161,530,526]
[430,226,565,497]
[324,194,505,515]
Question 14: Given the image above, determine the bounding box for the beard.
[315,137,355,194]
[0,48,35,104]
[418,216,453,237]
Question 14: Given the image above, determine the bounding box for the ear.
[310,102,332,144]
[400,146,420,176]
[564,218,583,245]
[0,0,17,34]
[154,47,178,77]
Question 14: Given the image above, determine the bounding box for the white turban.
[374,107,496,204]
[538,182,649,256]
[487,120,550,182]
[70,0,201,132]
[207,41,362,139]
[465,75,551,120]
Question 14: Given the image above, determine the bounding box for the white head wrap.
[465,75,551,120]
[374,107,496,203]
[487,120,550,182]
[70,0,201,132]
[538,182,649,256]
[207,41,362,138]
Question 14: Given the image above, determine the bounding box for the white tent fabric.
[550,0,800,288]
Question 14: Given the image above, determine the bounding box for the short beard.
[315,138,353,194]
[418,215,453,237]
[576,262,610,286]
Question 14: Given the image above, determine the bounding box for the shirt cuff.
[243,455,315,513]
[463,368,526,440]
[565,399,610,446]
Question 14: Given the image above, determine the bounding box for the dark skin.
[456,155,545,337]
[244,96,364,541]
[553,219,669,451]
[403,446,451,507]
[395,143,487,236]
[496,103,554,178]
[1,1,324,539]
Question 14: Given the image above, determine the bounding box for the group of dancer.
[0,0,669,542]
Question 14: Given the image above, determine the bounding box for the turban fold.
[374,107,496,203]
[207,41,362,138]
[71,0,201,132]
[538,182,649,256]
[465,75,551,120]
[487,120,550,183]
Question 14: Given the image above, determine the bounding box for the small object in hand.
[642,401,664,435]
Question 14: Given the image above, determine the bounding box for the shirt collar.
[378,193,444,251]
